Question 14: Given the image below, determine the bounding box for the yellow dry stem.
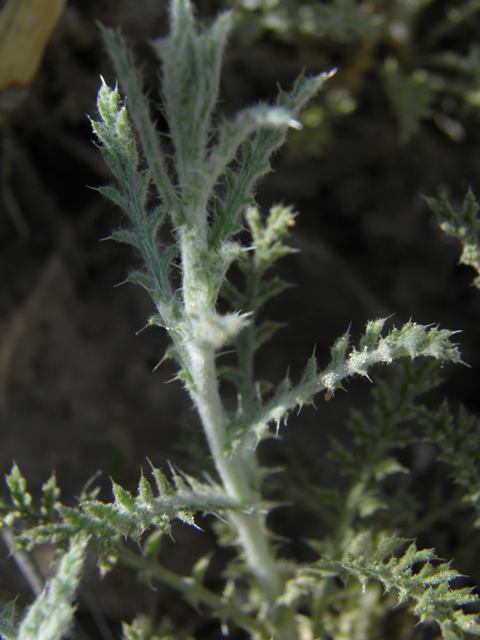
[0,0,67,122]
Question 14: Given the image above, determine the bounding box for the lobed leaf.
[4,464,37,523]
[100,27,179,217]
[228,320,461,451]
[427,188,480,289]
[17,535,88,640]
[302,534,480,640]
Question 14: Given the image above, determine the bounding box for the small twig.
[1,526,44,596]
[117,543,272,640]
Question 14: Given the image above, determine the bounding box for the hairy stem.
[179,231,298,639]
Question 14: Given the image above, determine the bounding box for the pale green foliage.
[329,358,447,490]
[228,319,461,450]
[16,535,88,640]
[320,535,480,640]
[335,356,480,531]
[0,463,60,529]
[0,536,88,640]
[121,615,195,640]
[427,188,480,288]
[0,601,16,640]
[233,0,480,143]
[284,533,480,640]
[419,402,480,524]
[2,463,238,558]
[381,57,435,142]
[426,187,480,521]
[92,3,331,408]
[269,357,480,640]
[234,0,384,41]
[121,614,162,640]
[0,0,477,639]
[220,204,297,415]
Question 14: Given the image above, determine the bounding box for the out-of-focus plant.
[232,0,480,147]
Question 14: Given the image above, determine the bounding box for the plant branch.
[228,320,462,450]
[116,543,272,639]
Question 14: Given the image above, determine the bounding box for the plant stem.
[188,341,298,639]
[117,544,272,639]
[179,231,299,640]
[186,338,281,588]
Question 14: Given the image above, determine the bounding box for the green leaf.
[125,271,155,292]
[148,462,174,498]
[5,464,36,521]
[40,473,60,521]
[382,57,436,142]
[335,535,480,638]
[17,535,89,640]
[138,474,155,505]
[427,188,480,289]
[100,28,179,217]
[109,229,142,250]
[252,321,285,350]
[0,601,17,640]
[97,185,128,210]
[358,318,387,352]
[232,320,461,450]
[417,401,480,522]
[121,614,162,640]
[152,0,233,193]
[255,278,291,307]
[192,554,211,584]
[328,330,350,370]
[372,456,408,481]
[112,481,136,511]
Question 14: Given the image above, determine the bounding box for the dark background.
[1,0,480,637]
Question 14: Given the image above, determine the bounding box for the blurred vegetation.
[230,0,480,151]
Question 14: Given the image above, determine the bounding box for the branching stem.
[117,544,272,639]
[180,230,298,639]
